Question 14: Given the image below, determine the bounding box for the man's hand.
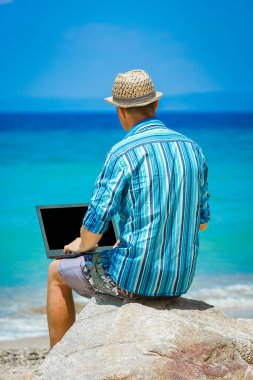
[200,223,208,231]
[64,237,82,254]
[113,240,120,249]
[64,237,98,254]
[64,227,102,255]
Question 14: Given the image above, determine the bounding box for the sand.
[0,335,50,380]
[0,301,86,379]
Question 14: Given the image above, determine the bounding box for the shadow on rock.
[94,292,213,312]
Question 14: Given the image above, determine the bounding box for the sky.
[0,0,253,111]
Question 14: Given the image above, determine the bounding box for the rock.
[36,295,253,380]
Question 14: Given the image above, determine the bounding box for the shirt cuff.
[200,210,210,224]
[82,207,109,234]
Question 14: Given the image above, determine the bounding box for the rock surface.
[37,295,253,380]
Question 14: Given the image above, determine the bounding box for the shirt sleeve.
[200,157,210,224]
[83,153,127,234]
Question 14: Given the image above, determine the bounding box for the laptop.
[36,203,119,259]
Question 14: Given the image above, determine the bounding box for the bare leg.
[47,260,76,349]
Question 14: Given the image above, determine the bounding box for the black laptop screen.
[40,206,117,250]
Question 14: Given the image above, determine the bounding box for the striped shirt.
[83,117,210,296]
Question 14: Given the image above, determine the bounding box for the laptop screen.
[38,205,117,250]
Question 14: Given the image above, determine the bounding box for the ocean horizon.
[0,111,252,340]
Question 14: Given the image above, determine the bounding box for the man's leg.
[47,260,76,349]
[47,256,96,349]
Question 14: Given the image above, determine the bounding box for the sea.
[0,111,252,340]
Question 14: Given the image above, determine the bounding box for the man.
[47,69,210,348]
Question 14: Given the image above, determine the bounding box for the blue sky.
[0,0,253,111]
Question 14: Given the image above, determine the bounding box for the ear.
[117,106,127,121]
[154,100,159,112]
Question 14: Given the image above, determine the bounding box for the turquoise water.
[0,112,253,339]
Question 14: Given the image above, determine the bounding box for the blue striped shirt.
[83,117,210,296]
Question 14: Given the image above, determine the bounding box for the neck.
[125,114,155,132]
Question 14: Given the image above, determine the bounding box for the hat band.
[112,91,156,105]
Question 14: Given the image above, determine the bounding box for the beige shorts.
[58,253,134,299]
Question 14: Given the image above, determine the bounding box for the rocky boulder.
[37,294,253,380]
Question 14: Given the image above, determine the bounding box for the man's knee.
[48,260,65,285]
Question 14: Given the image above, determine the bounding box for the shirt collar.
[125,117,164,138]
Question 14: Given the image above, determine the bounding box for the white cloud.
[26,23,219,98]
[0,0,13,4]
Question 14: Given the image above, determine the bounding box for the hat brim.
[104,91,163,108]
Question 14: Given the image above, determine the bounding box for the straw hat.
[104,69,163,108]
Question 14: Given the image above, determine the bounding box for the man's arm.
[63,226,102,254]
[64,153,127,255]
[199,155,210,228]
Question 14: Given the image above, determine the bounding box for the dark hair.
[125,101,156,116]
